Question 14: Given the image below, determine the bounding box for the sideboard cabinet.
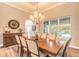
[3,33,22,47]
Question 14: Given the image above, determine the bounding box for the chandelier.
[30,3,45,24]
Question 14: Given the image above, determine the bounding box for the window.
[59,16,71,38]
[43,21,49,33]
[43,16,71,38]
[50,19,58,34]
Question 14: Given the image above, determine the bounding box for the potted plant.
[18,28,23,33]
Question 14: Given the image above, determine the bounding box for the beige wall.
[0,3,30,45]
[70,3,79,48]
[0,3,30,33]
[43,3,79,48]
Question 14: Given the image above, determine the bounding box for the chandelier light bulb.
[29,11,45,23]
[39,13,42,17]
[30,15,34,20]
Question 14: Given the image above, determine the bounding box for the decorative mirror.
[8,20,20,29]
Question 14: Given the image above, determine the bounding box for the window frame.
[43,16,71,36]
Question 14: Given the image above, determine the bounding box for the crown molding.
[3,2,32,14]
[42,3,65,13]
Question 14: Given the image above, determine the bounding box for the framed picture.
[32,25,36,31]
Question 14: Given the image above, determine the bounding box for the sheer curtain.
[25,20,36,39]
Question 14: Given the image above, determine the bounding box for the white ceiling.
[3,2,65,14]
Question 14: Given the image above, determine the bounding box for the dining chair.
[15,35,21,55]
[47,34,56,41]
[22,33,28,39]
[40,33,46,40]
[61,38,72,57]
[47,34,57,45]
[19,36,28,57]
[46,38,72,57]
[26,39,46,57]
[37,33,41,40]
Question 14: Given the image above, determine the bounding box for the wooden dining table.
[38,40,63,56]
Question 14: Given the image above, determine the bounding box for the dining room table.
[38,39,63,56]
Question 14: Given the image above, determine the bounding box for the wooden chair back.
[19,36,27,47]
[26,39,39,57]
[62,38,72,57]
[15,35,21,45]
